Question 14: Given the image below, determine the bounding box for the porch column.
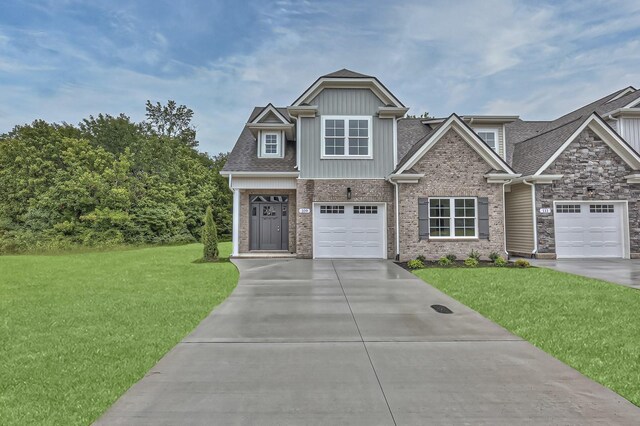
[232,189,240,256]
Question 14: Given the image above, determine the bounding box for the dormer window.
[260,132,283,158]
[475,128,499,152]
[321,116,372,159]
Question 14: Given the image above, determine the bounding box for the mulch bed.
[395,260,527,271]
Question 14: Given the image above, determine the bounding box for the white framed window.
[429,197,477,238]
[321,116,372,159]
[475,128,499,152]
[260,132,282,157]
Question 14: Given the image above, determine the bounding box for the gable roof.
[394,114,516,175]
[249,103,291,124]
[292,69,405,108]
[322,69,372,79]
[512,112,640,176]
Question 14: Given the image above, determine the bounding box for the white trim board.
[292,77,404,108]
[251,103,290,124]
[534,113,640,175]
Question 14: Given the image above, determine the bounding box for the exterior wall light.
[586,187,595,197]
[347,187,352,200]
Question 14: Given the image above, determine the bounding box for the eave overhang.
[606,108,640,118]
[246,122,295,139]
[220,171,300,178]
[483,173,521,183]
[387,173,425,184]
[286,105,318,118]
[509,174,564,185]
[378,106,409,119]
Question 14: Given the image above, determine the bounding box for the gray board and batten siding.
[298,88,395,179]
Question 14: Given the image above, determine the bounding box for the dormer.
[247,104,294,159]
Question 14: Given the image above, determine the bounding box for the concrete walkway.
[528,258,640,289]
[96,260,640,425]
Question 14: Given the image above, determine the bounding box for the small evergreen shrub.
[438,256,452,266]
[202,206,219,261]
[488,251,500,262]
[514,259,531,268]
[464,257,479,267]
[416,254,427,263]
[407,259,425,269]
[468,249,481,261]
[494,256,508,267]
[445,253,457,262]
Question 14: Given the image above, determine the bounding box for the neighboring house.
[221,69,640,260]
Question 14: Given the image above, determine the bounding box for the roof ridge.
[548,87,628,125]
[514,115,585,145]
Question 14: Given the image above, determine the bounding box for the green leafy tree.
[202,206,219,261]
[144,100,198,147]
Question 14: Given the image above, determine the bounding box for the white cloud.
[1,0,640,155]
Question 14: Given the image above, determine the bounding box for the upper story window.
[321,116,372,159]
[475,128,499,152]
[260,132,282,158]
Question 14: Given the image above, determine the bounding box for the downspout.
[502,179,512,258]
[390,178,401,261]
[522,179,538,256]
[607,114,621,138]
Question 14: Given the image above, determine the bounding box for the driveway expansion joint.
[331,260,398,426]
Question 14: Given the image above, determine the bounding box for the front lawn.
[414,267,640,406]
[0,243,237,425]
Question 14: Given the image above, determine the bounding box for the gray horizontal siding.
[299,88,394,179]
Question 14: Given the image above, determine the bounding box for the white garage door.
[554,202,625,258]
[314,203,386,258]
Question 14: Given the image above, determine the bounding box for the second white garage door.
[554,201,626,258]
[313,203,386,259]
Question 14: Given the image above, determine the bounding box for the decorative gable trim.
[291,77,404,108]
[534,113,640,175]
[250,103,290,124]
[395,114,516,175]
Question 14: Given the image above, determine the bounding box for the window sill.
[424,238,480,242]
[320,156,373,160]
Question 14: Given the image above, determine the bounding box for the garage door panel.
[555,202,624,258]
[314,204,385,259]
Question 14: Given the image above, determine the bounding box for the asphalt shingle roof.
[507,86,640,174]
[222,108,297,173]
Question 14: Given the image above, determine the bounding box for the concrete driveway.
[528,258,640,289]
[96,260,639,425]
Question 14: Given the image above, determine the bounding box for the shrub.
[464,257,479,267]
[468,249,481,261]
[494,256,508,267]
[445,253,457,262]
[438,256,452,266]
[416,254,427,263]
[514,259,531,268]
[407,259,425,269]
[488,251,500,262]
[202,206,219,261]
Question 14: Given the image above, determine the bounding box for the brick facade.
[296,179,395,258]
[535,128,640,257]
[239,189,296,254]
[397,129,506,261]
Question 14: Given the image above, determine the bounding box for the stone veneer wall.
[296,179,395,258]
[239,189,296,253]
[398,129,505,261]
[535,128,640,257]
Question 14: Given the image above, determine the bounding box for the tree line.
[0,101,231,253]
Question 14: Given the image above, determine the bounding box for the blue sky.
[1,0,640,155]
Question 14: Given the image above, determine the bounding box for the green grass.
[0,243,238,425]
[414,267,640,406]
